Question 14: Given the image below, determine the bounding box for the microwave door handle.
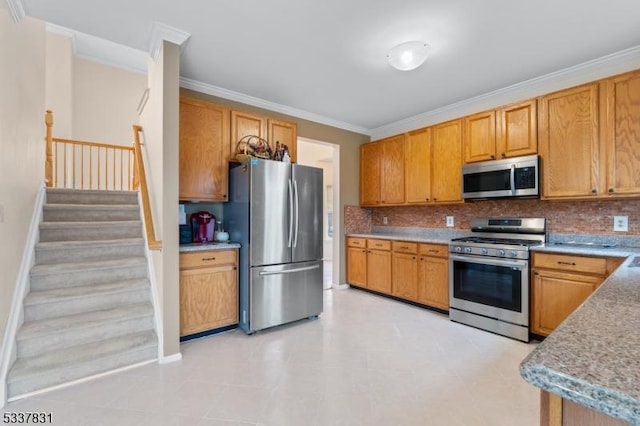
[510,163,516,196]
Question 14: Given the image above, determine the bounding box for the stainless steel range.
[449,218,546,342]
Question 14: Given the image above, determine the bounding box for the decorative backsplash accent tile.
[344,205,372,234]
[365,198,640,236]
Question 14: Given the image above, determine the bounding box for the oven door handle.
[449,254,527,269]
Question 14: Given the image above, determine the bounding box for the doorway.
[296,137,339,290]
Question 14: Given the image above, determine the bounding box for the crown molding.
[370,44,640,140]
[5,0,25,23]
[180,77,371,136]
[149,22,190,60]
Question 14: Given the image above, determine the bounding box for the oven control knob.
[455,246,462,253]
[510,251,518,257]
[498,249,506,256]
[464,247,472,254]
[481,248,488,255]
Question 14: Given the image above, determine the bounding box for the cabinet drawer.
[347,237,367,248]
[393,241,417,254]
[419,243,448,258]
[367,239,391,250]
[180,249,238,269]
[533,252,606,275]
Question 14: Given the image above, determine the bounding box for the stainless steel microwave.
[462,154,539,199]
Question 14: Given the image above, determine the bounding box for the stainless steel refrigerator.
[225,159,323,334]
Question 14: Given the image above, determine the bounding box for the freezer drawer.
[249,260,323,332]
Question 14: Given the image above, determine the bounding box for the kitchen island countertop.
[179,242,241,252]
[520,253,640,425]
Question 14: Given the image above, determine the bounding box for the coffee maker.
[191,211,216,243]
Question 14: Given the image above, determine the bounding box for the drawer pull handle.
[400,246,409,249]
[428,249,439,253]
[557,261,576,266]
[202,257,216,261]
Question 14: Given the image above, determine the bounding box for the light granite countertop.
[179,242,240,252]
[520,254,640,425]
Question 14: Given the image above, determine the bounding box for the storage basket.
[235,135,273,163]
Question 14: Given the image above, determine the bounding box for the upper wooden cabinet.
[602,70,640,197]
[230,111,298,163]
[360,135,405,206]
[431,119,463,204]
[539,83,600,200]
[405,127,432,204]
[464,100,537,164]
[179,97,230,201]
[268,119,298,163]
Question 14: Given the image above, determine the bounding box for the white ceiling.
[13,0,640,137]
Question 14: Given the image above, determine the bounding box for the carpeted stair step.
[35,238,145,264]
[39,220,143,242]
[30,257,148,291]
[46,188,138,205]
[7,330,157,399]
[16,303,155,358]
[43,203,140,222]
[24,278,151,321]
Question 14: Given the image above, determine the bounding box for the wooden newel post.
[45,110,54,187]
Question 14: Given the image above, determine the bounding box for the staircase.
[6,188,158,399]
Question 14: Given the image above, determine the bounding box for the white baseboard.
[0,183,46,409]
[332,283,350,290]
[159,352,182,364]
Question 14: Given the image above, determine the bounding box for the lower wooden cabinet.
[346,237,449,311]
[179,249,238,336]
[417,244,449,311]
[531,252,624,336]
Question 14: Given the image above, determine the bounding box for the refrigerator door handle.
[293,179,299,247]
[287,179,294,248]
[259,264,320,276]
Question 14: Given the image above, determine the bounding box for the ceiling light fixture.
[386,41,430,71]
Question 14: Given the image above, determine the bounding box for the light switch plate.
[446,216,454,227]
[614,215,628,232]
[383,216,388,225]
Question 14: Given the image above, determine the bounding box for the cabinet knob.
[433,198,437,201]
[501,153,506,158]
[490,155,495,160]
[608,188,615,193]
[425,198,430,201]
[412,256,416,260]
[592,189,597,194]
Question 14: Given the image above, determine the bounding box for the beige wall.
[72,57,146,145]
[0,12,46,351]
[141,42,180,358]
[180,89,370,283]
[45,33,73,138]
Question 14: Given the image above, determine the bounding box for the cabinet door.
[268,119,298,163]
[431,119,463,203]
[539,84,601,199]
[603,70,640,196]
[464,110,496,163]
[231,110,267,153]
[380,135,405,205]
[531,269,601,336]
[367,249,391,294]
[360,142,381,206]
[405,127,432,204]
[347,246,367,287]
[392,252,418,300]
[417,255,449,310]
[179,265,238,336]
[496,99,537,159]
[179,98,230,201]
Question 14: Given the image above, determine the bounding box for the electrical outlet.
[383,216,388,225]
[614,215,628,232]
[446,216,454,227]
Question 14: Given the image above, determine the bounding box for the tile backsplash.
[345,198,640,236]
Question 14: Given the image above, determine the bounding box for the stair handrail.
[132,125,162,250]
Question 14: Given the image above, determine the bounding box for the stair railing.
[132,125,162,250]
[44,110,162,250]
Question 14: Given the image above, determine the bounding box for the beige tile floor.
[1,288,540,425]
